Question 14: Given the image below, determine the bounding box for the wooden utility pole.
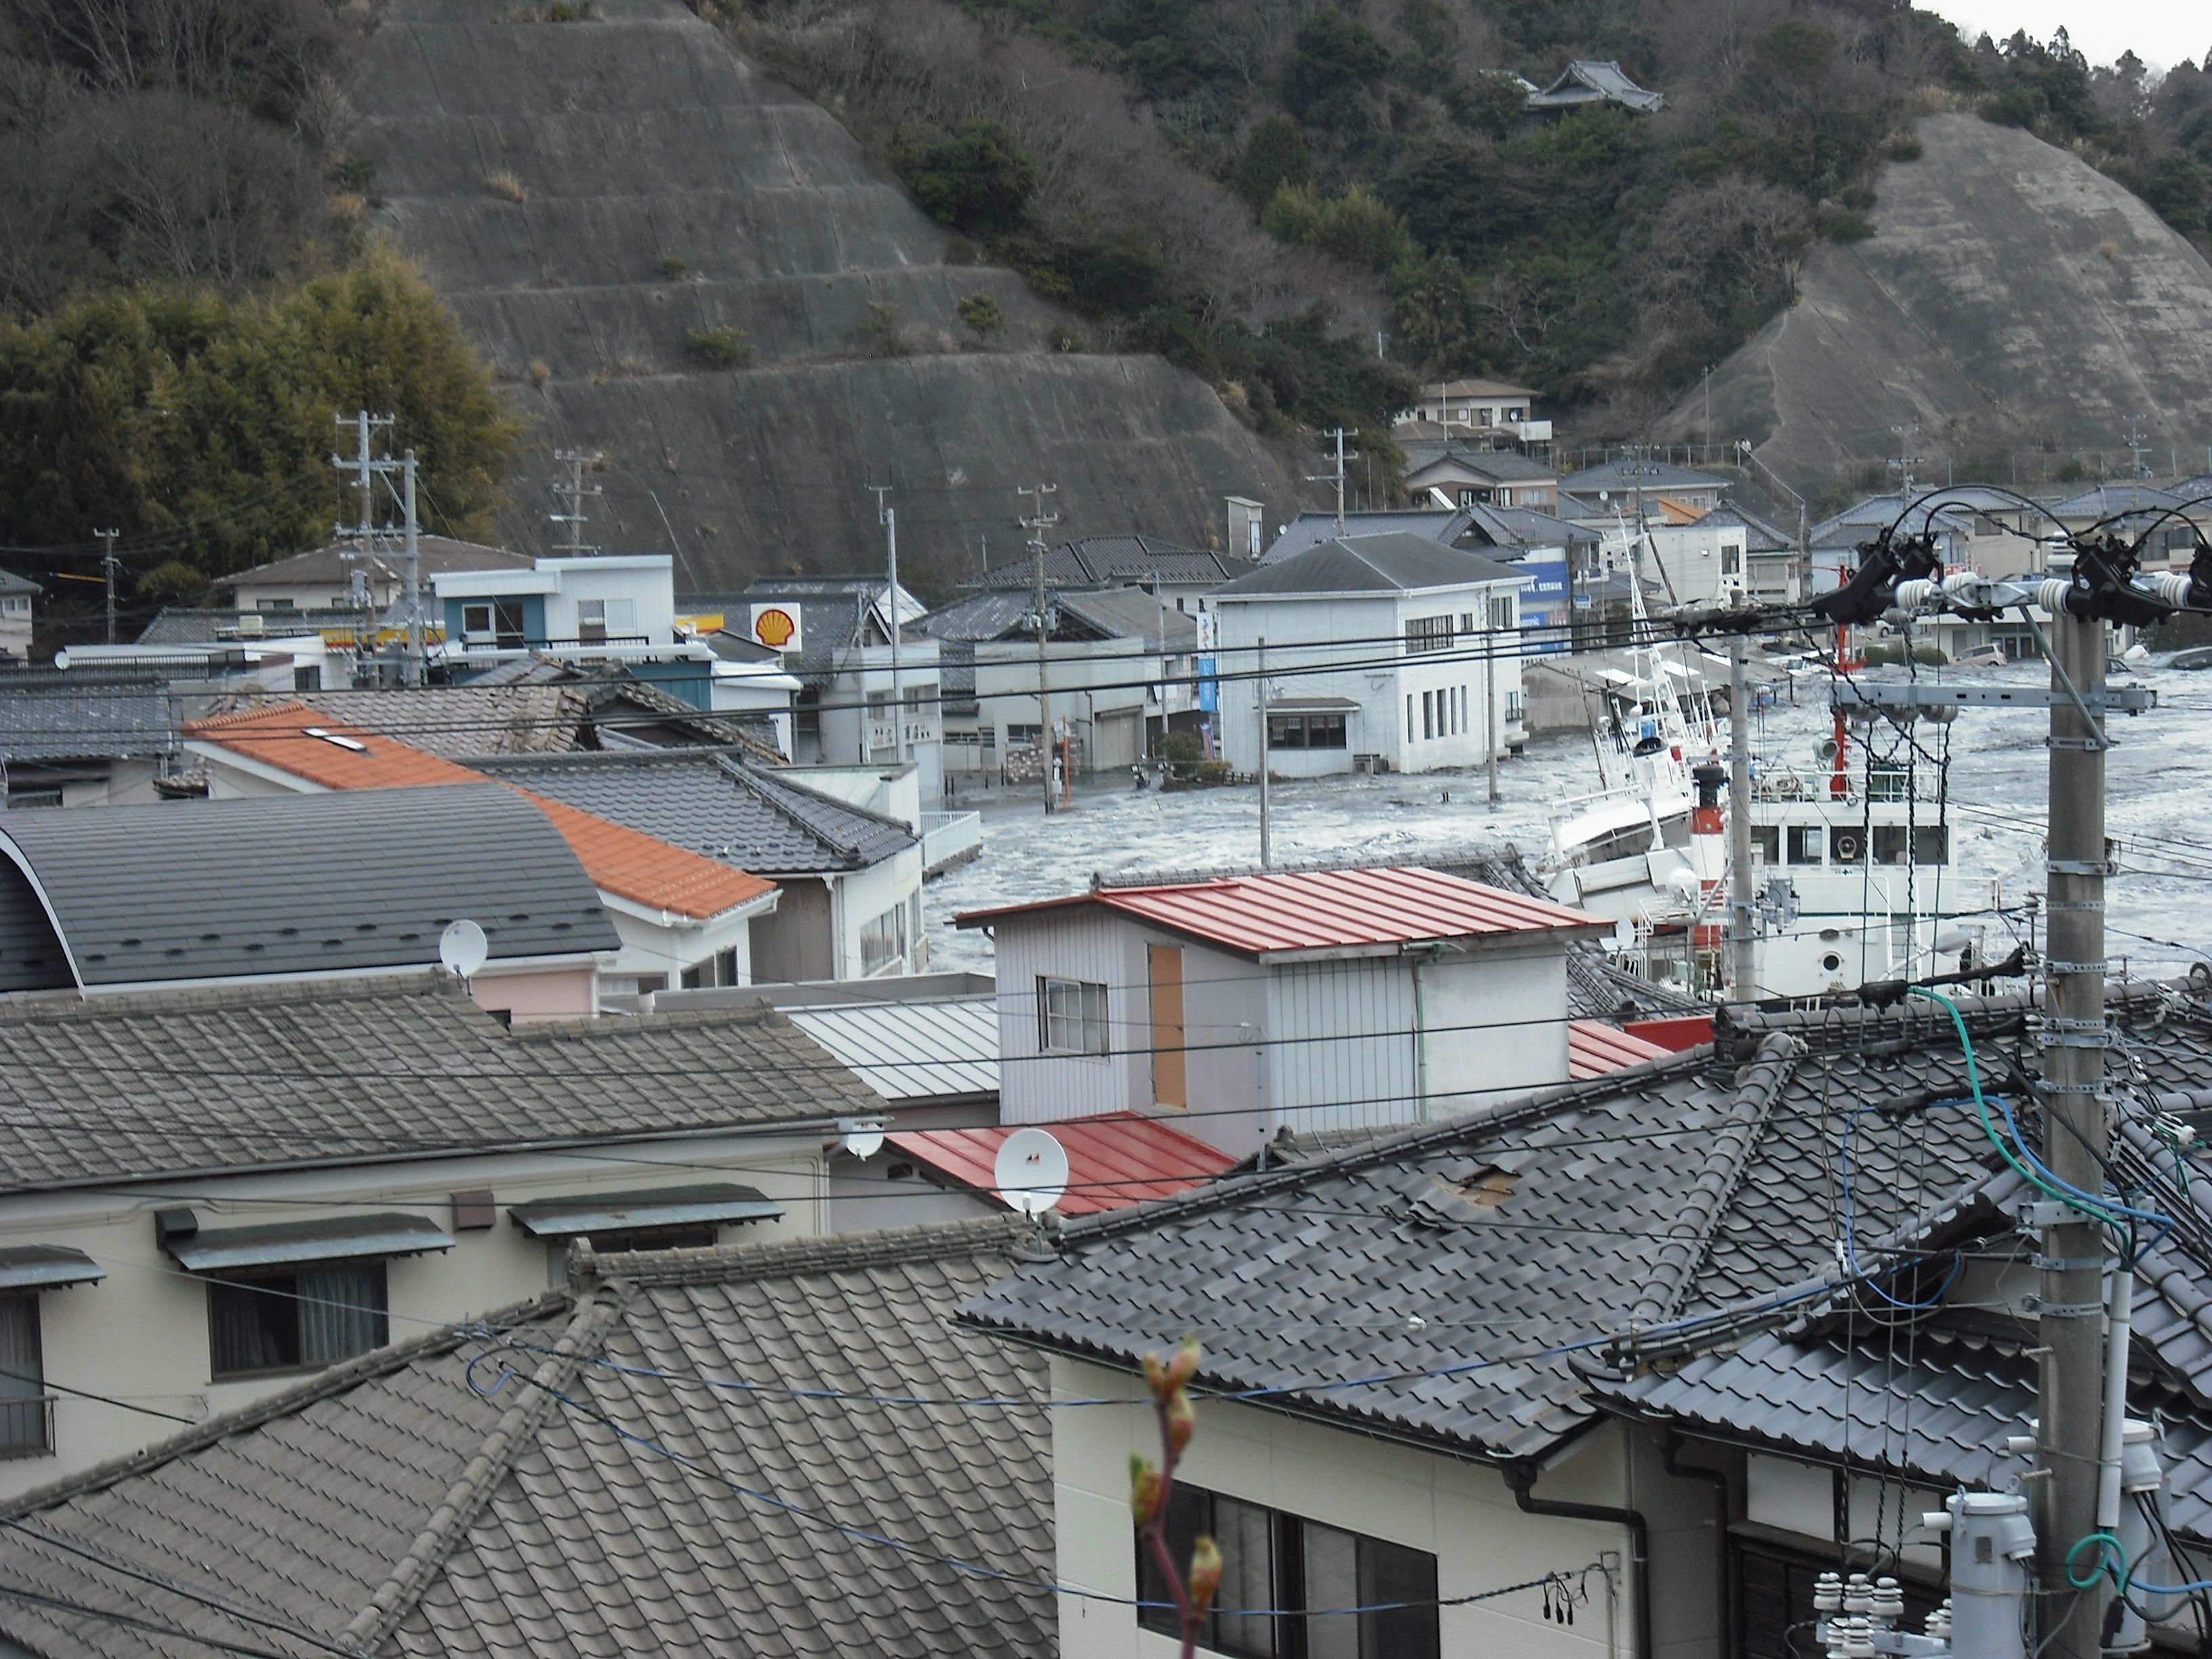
[95,529,119,644]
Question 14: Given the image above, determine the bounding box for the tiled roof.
[1694,501,1797,553]
[0,569,39,596]
[1402,443,1557,483]
[184,704,775,921]
[201,685,591,757]
[786,996,998,1102]
[966,535,1251,592]
[0,971,882,1193]
[472,750,917,876]
[218,537,531,592]
[1261,509,1473,565]
[1528,60,1664,112]
[0,1217,1052,1658]
[134,607,370,645]
[958,866,1608,958]
[0,676,173,764]
[0,785,617,988]
[2047,483,2193,519]
[890,1112,1238,1216]
[1567,1019,1673,1078]
[1213,532,1525,598]
[962,1039,1797,1460]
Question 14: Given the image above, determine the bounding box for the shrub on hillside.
[956,293,1006,339]
[687,325,753,366]
[894,121,1037,237]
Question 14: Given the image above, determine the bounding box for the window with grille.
[1136,1483,1439,1658]
[1404,615,1454,654]
[0,1297,49,1458]
[1038,977,1108,1055]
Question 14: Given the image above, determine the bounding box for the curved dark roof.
[472,750,916,874]
[0,785,616,988]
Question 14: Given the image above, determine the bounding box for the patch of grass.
[956,291,1005,340]
[1815,204,1875,242]
[845,301,907,358]
[686,325,753,367]
[485,171,529,204]
[660,256,689,279]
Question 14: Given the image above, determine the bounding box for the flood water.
[924,661,2212,984]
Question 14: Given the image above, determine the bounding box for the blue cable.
[1837,1106,1962,1311]
[1984,1089,2168,1231]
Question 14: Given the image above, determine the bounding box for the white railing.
[921,811,983,876]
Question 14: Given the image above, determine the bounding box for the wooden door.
[1149,945,1186,1108]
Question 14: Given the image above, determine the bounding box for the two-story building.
[434,554,721,706]
[1397,378,1548,444]
[957,865,1612,1160]
[1559,458,1729,520]
[1208,532,1529,776]
[0,569,39,664]
[1404,441,1560,511]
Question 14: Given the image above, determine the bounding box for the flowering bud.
[1129,1456,1163,1530]
[1188,1536,1223,1613]
[1166,1389,1195,1454]
[1144,1351,1170,1403]
[1165,1336,1202,1395]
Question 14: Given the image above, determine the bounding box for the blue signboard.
[1519,556,1571,653]
[1196,657,1218,713]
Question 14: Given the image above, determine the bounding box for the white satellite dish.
[438,918,489,979]
[994,1128,1069,1217]
[1611,916,1635,951]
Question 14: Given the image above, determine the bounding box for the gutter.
[1504,1460,1651,1659]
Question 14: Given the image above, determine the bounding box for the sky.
[1924,1,2208,72]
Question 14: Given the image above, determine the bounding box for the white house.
[0,971,878,1496]
[0,569,39,664]
[956,864,1612,1160]
[1207,531,1528,776]
[1397,377,1547,443]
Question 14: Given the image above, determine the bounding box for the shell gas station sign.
[748,603,802,653]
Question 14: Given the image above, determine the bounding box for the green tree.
[895,121,1039,237]
[956,292,1007,339]
[1282,9,1391,126]
[1233,116,1312,216]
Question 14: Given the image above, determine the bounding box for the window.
[1421,691,1433,740]
[1787,825,1824,865]
[208,1261,387,1378]
[460,600,525,649]
[292,665,322,692]
[1750,825,1781,865]
[1404,615,1454,654]
[1404,695,1413,741]
[0,1298,49,1458]
[1722,544,1742,576]
[1038,976,1107,1055]
[1268,714,1347,750]
[255,597,297,612]
[1005,723,1042,748]
[678,950,741,991]
[1829,826,1867,865]
[1871,825,1950,866]
[860,905,909,975]
[1490,595,1516,631]
[1137,1483,1439,1659]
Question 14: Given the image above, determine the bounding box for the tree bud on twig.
[1188,1536,1223,1614]
[1166,1389,1195,1453]
[1130,1456,1164,1530]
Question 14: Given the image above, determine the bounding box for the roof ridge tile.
[586,1212,1036,1289]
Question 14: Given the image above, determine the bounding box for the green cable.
[2066,1530,2125,1589]
[1906,985,2112,1224]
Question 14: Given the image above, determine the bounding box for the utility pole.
[95,529,119,644]
[1307,428,1357,535]
[1018,484,1060,816]
[1887,424,1923,499]
[2036,605,2110,1659]
[1256,636,1271,867]
[549,450,600,558]
[869,485,903,764]
[1484,598,1500,808]
[401,453,422,688]
[1727,633,1756,1003]
[331,411,424,686]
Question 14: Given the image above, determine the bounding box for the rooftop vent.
[303,726,367,752]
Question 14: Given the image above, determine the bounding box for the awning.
[1265,695,1361,712]
[507,1184,783,1239]
[0,1246,104,1292]
[164,1213,453,1273]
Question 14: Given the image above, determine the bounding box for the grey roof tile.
[0,675,175,764]
[0,785,617,987]
[1261,509,1474,565]
[0,971,880,1193]
[472,750,914,875]
[1214,532,1524,598]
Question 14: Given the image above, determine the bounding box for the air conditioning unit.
[234,613,265,637]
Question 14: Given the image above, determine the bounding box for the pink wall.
[470,966,598,1023]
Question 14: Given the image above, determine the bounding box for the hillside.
[346,0,1304,591]
[1671,113,2212,495]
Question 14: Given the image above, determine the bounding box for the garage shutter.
[1091,712,1141,770]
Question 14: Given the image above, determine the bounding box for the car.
[2171,644,2212,672]
[1957,642,2009,668]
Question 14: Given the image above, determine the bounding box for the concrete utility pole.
[401,453,422,689]
[1485,598,1500,808]
[331,411,423,685]
[549,449,600,558]
[869,485,903,764]
[1256,635,1271,867]
[1017,484,1061,816]
[95,529,119,644]
[1306,428,1358,535]
[2036,607,2110,1659]
[1727,633,1756,1003]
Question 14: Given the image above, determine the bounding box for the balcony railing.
[0,1395,55,1459]
[921,811,983,877]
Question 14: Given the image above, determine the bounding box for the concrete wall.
[752,877,835,984]
[1048,1355,1721,1659]
[0,1131,823,1499]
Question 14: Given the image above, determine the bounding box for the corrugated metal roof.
[959,866,1608,958]
[787,997,998,1102]
[890,1113,1237,1216]
[0,1246,102,1292]
[507,1183,781,1237]
[164,1212,454,1272]
[1567,1019,1674,1079]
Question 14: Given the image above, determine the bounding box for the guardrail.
[921,811,983,877]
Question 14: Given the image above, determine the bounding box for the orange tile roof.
[185,703,774,922]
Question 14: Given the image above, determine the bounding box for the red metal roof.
[958,866,1606,958]
[886,1113,1237,1218]
[1621,1015,1716,1053]
[1567,1019,1675,1080]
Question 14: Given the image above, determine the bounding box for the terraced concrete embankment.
[351,0,1299,586]
[1675,114,2212,486]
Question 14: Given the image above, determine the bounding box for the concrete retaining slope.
[349,0,1300,588]
[1670,114,2212,487]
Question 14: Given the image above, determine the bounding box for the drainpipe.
[1409,941,1444,1122]
[1662,1431,1736,1659]
[1505,1461,1651,1659]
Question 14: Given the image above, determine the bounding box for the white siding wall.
[1265,958,1418,1136]
[537,556,677,647]
[1419,943,1573,1116]
[0,1134,823,1500]
[992,909,1151,1124]
[1050,1355,1721,1659]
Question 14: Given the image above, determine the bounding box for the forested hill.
[729,0,2212,450]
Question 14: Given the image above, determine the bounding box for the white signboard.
[749,602,802,653]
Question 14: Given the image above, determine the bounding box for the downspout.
[1505,1461,1651,1659]
[1410,941,1443,1122]
[1662,1431,1736,1659]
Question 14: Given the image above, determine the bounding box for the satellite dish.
[438,918,489,979]
[838,1116,887,1160]
[994,1128,1069,1217]
[1610,917,1635,951]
